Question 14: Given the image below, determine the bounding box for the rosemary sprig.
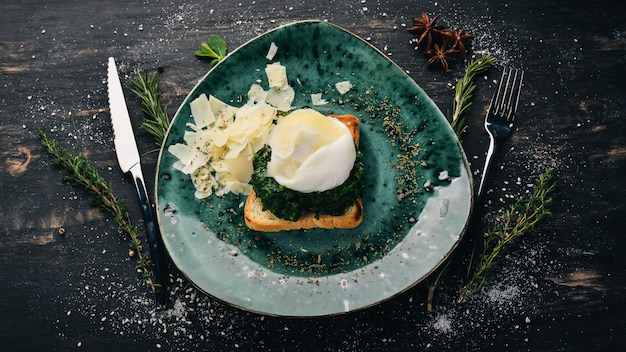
[458,167,556,301]
[448,55,498,137]
[130,71,170,152]
[195,34,228,68]
[129,36,228,150]
[38,128,157,291]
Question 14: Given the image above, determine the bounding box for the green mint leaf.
[195,35,228,68]
[207,34,227,58]
[197,41,219,58]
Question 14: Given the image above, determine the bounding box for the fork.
[476,66,525,204]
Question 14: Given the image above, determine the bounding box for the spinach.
[250,146,363,221]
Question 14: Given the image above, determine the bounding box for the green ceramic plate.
[155,20,472,317]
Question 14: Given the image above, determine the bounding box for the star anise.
[426,43,459,72]
[407,13,446,53]
[440,28,475,58]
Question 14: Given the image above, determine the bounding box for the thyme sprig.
[458,167,556,301]
[130,71,170,152]
[38,128,157,291]
[448,55,498,137]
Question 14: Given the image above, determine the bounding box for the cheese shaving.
[266,42,278,60]
[265,62,288,89]
[168,94,276,198]
[335,80,353,94]
[311,93,328,106]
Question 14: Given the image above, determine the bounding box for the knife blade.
[107,57,168,307]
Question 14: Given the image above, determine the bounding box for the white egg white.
[266,108,356,193]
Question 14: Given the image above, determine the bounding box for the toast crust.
[244,114,362,232]
[244,190,363,232]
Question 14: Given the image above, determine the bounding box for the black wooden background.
[1,0,625,351]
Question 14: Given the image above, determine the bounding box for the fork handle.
[477,137,497,207]
[465,137,497,271]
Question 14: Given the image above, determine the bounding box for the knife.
[107,57,168,307]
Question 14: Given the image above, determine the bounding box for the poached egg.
[266,108,357,193]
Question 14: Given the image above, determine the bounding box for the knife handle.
[130,164,168,307]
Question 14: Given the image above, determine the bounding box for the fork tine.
[504,68,524,120]
[488,70,506,116]
[489,67,525,121]
[510,68,524,119]
[498,67,524,121]
[496,68,511,115]
[500,68,515,117]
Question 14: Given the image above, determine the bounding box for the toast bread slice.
[244,114,362,232]
[244,190,363,231]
